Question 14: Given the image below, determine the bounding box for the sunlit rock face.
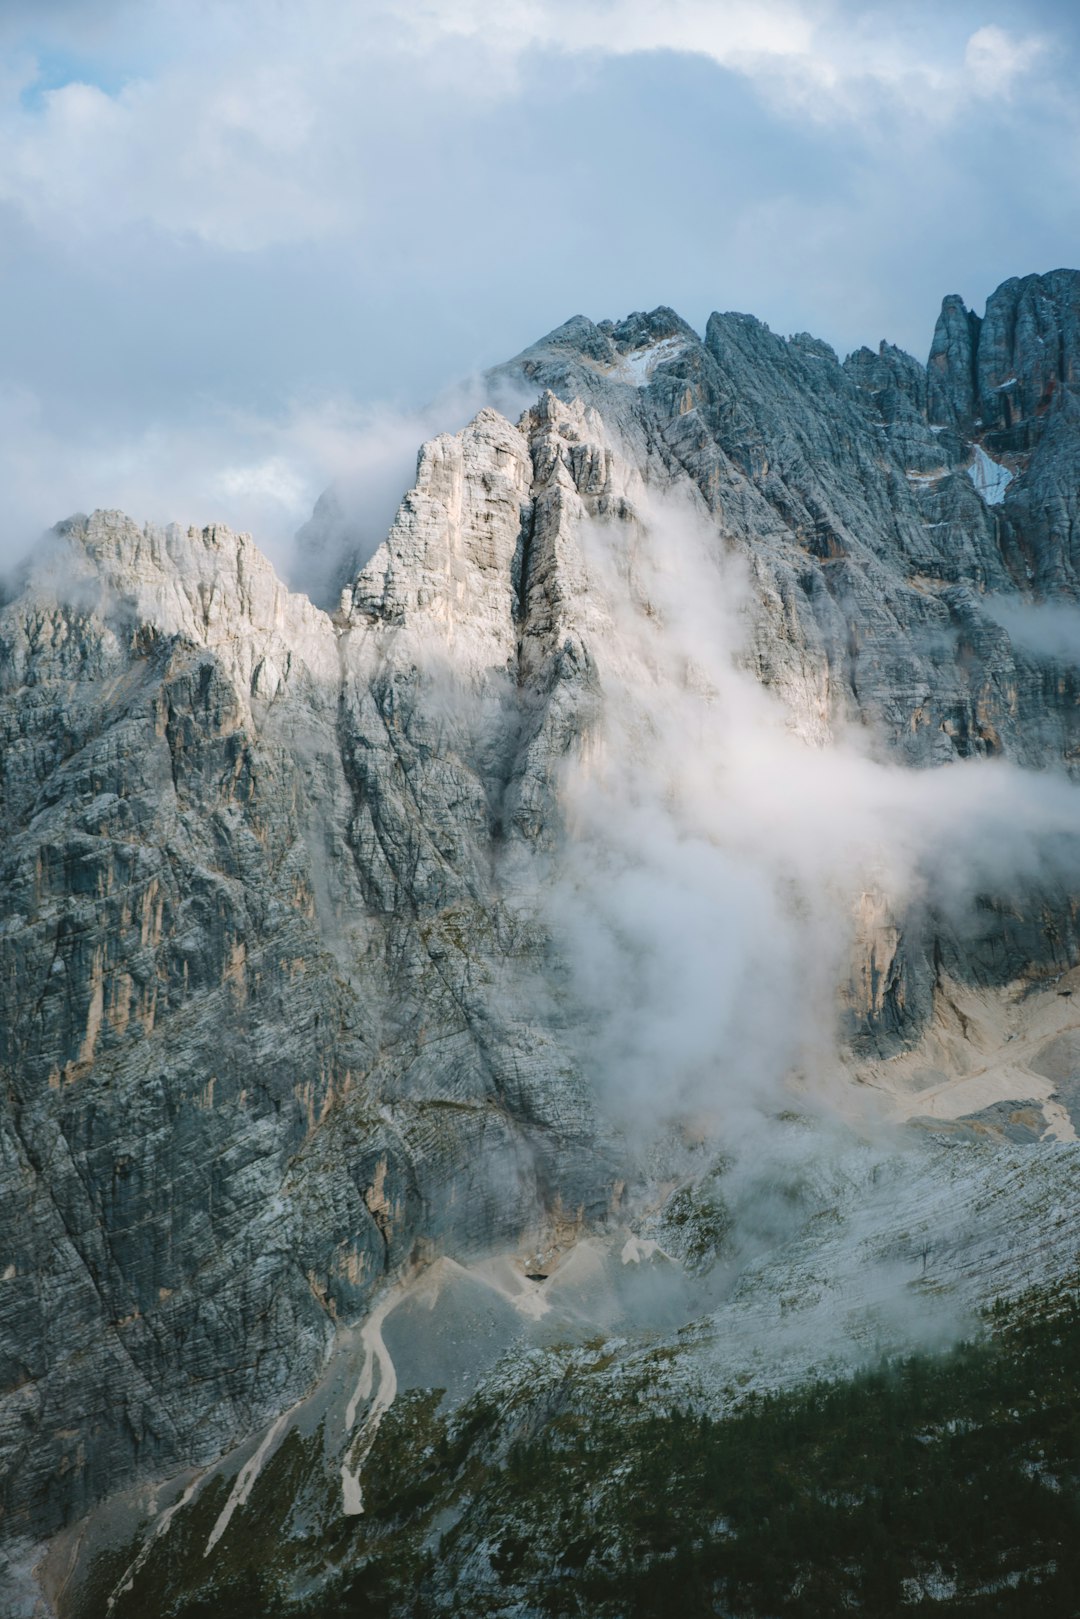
[0,418,622,1555]
[4,273,1080,1600]
[493,285,1080,769]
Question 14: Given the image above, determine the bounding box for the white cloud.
[0,0,1073,563]
[0,64,343,250]
[0,2,1052,254]
[546,489,1080,1129]
[216,457,310,513]
[983,597,1080,664]
[0,383,342,572]
[400,0,816,67]
[965,23,1044,98]
[0,371,535,593]
[394,1,1046,124]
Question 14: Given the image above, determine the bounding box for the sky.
[1,0,1078,568]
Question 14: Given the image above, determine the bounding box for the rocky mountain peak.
[7,271,1080,1616]
[603,304,699,352]
[929,269,1080,451]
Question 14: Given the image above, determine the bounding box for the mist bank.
[532,486,1080,1137]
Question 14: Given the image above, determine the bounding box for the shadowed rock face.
[928,270,1080,451]
[924,270,1080,596]
[4,274,1080,1590]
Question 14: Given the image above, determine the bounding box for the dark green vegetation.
[100,1278,1080,1619]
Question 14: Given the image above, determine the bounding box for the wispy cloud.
[964,23,1045,98]
[392,0,1047,124]
[983,596,1080,665]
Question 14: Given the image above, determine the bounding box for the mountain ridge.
[5,269,1080,1614]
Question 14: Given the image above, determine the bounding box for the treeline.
[160,1281,1080,1618]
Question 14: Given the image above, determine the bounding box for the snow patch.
[340,1464,364,1516]
[967,444,1013,505]
[1040,1098,1078,1144]
[619,338,687,386]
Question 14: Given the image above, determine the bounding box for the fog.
[542,488,1080,1136]
[984,595,1080,665]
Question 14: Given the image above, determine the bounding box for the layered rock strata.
[0,401,637,1561]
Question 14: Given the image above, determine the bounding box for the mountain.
[4,272,1080,1616]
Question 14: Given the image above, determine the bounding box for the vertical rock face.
[0,404,640,1557]
[927,292,981,430]
[925,271,1080,594]
[974,270,1080,450]
[4,274,1080,1584]
[0,517,370,1543]
[929,271,1080,450]
[491,284,1080,770]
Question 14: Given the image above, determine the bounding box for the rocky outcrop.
[490,285,1080,1047]
[972,270,1080,451]
[927,292,982,430]
[926,270,1080,596]
[1,516,373,1553]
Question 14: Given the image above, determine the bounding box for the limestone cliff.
[4,272,1080,1613]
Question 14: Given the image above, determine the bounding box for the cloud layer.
[0,0,1077,564]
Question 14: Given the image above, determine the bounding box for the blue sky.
[1,0,1077,564]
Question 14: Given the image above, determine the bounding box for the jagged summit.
[510,270,1080,465]
[928,269,1080,450]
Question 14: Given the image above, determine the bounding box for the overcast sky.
[1,0,1077,567]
